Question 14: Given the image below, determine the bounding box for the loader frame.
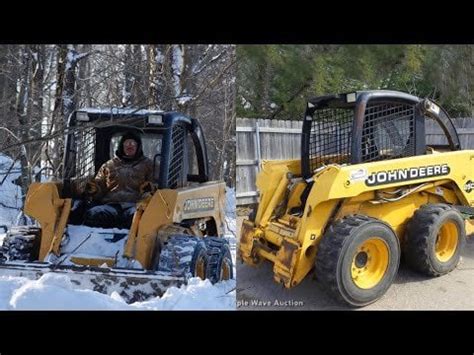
[301,90,461,179]
[62,109,210,192]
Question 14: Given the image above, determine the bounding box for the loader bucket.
[0,261,187,303]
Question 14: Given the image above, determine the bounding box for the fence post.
[255,120,262,172]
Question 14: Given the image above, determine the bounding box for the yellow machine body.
[24,181,226,269]
[239,150,474,288]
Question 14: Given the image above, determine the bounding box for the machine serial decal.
[365,164,450,186]
[464,180,474,193]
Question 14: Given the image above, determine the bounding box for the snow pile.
[0,154,22,227]
[5,273,129,310]
[57,224,135,268]
[0,273,235,310]
[224,187,237,280]
[225,186,236,234]
[130,278,235,310]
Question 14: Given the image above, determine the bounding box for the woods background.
[237,45,473,120]
[0,44,236,204]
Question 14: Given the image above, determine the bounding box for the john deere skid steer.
[0,109,233,302]
[239,90,474,307]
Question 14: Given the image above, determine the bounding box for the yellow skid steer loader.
[239,90,473,307]
[0,109,233,302]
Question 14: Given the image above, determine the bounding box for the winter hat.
[116,130,144,161]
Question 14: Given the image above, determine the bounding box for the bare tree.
[0,44,237,203]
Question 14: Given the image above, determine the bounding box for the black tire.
[150,238,163,271]
[405,203,465,276]
[315,215,400,307]
[157,235,208,279]
[248,205,257,223]
[0,226,41,262]
[204,237,234,284]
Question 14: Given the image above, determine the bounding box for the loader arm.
[23,182,72,261]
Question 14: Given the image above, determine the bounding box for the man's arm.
[84,163,108,200]
[139,159,157,196]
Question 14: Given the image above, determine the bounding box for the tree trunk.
[170,44,184,110]
[77,44,92,108]
[131,45,145,107]
[51,45,68,177]
[122,44,133,107]
[16,45,32,202]
[28,44,45,170]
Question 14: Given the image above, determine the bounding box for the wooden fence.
[236,117,474,206]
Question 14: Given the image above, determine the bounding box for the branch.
[188,58,237,104]
[193,47,227,76]
[269,79,311,120]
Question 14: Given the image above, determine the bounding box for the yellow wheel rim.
[351,238,389,289]
[220,259,231,281]
[435,221,458,262]
[195,257,206,280]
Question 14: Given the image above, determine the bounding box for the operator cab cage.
[62,108,209,194]
[301,90,461,179]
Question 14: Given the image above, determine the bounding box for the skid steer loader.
[239,90,474,307]
[0,109,233,303]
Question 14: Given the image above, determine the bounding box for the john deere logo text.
[365,164,450,187]
[184,197,215,212]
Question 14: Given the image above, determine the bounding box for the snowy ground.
[0,273,235,310]
[0,153,236,310]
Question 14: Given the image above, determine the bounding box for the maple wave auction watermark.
[237,299,305,308]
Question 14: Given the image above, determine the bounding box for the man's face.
[123,138,138,157]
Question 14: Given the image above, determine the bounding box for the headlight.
[76,112,90,121]
[346,93,357,103]
[148,114,163,125]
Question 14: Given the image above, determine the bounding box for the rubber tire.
[0,226,41,262]
[204,237,234,284]
[248,205,257,223]
[157,235,209,279]
[405,203,465,276]
[150,238,163,271]
[315,215,400,307]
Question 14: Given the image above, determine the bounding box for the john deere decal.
[365,164,450,187]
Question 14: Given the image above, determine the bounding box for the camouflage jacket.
[94,155,154,203]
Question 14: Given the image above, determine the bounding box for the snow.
[129,278,235,310]
[6,273,129,310]
[177,95,193,106]
[79,107,164,116]
[0,274,234,310]
[171,45,184,97]
[54,224,135,268]
[0,154,23,227]
[155,49,164,65]
[0,154,237,309]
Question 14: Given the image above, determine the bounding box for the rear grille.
[361,103,415,162]
[168,124,186,188]
[306,101,417,176]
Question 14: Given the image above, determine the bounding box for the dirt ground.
[236,215,474,310]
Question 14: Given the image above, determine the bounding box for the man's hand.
[84,180,99,197]
[140,181,156,196]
